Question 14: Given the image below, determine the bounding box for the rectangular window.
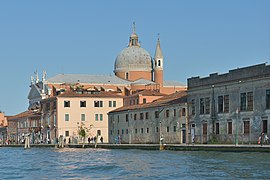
[141,128,143,134]
[64,101,70,107]
[122,129,124,135]
[140,113,144,120]
[65,131,69,137]
[173,126,176,132]
[182,108,186,116]
[216,122,219,134]
[174,109,176,117]
[126,129,128,134]
[200,98,205,114]
[94,101,103,107]
[100,114,103,121]
[145,112,149,120]
[65,114,69,121]
[135,129,137,134]
[167,126,170,132]
[218,96,224,113]
[266,90,270,109]
[134,114,137,120]
[224,95,230,113]
[156,127,159,133]
[147,128,149,133]
[155,111,159,118]
[166,110,169,118]
[244,121,250,134]
[247,92,253,111]
[81,114,85,121]
[228,121,232,134]
[80,101,86,107]
[109,101,112,107]
[191,99,195,115]
[126,114,129,122]
[113,101,116,107]
[241,92,253,111]
[95,114,99,121]
[143,98,147,104]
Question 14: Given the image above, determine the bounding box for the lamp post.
[235,108,239,146]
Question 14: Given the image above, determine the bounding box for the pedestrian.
[100,136,103,144]
[88,137,91,144]
[264,134,269,144]
[259,132,264,146]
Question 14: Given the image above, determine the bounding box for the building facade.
[40,91,123,144]
[187,63,270,144]
[108,92,188,144]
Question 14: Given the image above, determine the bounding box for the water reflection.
[0,148,270,179]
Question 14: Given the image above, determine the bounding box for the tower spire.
[155,34,163,59]
[133,22,136,34]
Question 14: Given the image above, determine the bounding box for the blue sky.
[0,1,269,115]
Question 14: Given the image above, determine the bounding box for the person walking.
[100,136,103,144]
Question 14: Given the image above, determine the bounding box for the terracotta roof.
[8,111,41,120]
[57,91,124,98]
[110,91,187,113]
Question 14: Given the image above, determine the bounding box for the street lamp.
[236,108,239,146]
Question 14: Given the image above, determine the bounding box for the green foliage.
[78,126,86,138]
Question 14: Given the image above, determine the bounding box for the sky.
[0,1,270,115]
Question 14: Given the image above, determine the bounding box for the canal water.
[0,147,269,179]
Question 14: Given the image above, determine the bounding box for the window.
[109,101,112,107]
[141,128,143,134]
[113,101,116,107]
[156,127,159,133]
[241,92,253,111]
[167,126,170,132]
[126,114,129,122]
[81,114,85,121]
[64,101,70,107]
[145,112,149,120]
[126,129,128,134]
[227,121,232,134]
[80,101,86,107]
[200,97,210,114]
[174,109,176,117]
[65,131,69,137]
[122,129,124,135]
[125,72,129,80]
[266,90,270,109]
[94,101,103,107]
[182,108,186,116]
[158,60,161,67]
[134,114,137,120]
[97,130,101,136]
[100,114,103,121]
[244,121,250,134]
[135,129,137,134]
[140,113,144,120]
[95,114,99,121]
[166,110,169,118]
[155,111,159,118]
[218,96,224,113]
[147,128,149,133]
[65,114,69,121]
[205,97,210,114]
[174,126,176,132]
[117,130,119,135]
[200,98,205,114]
[216,123,219,134]
[143,98,147,104]
[191,99,195,115]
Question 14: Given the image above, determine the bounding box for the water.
[0,147,269,180]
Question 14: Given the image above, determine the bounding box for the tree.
[78,125,86,148]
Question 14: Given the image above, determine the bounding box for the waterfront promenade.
[1,143,270,152]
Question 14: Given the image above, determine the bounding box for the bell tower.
[154,35,164,87]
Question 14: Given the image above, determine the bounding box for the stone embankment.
[1,143,270,152]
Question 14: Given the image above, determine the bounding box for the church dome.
[114,46,152,72]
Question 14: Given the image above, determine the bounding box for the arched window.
[158,60,161,67]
